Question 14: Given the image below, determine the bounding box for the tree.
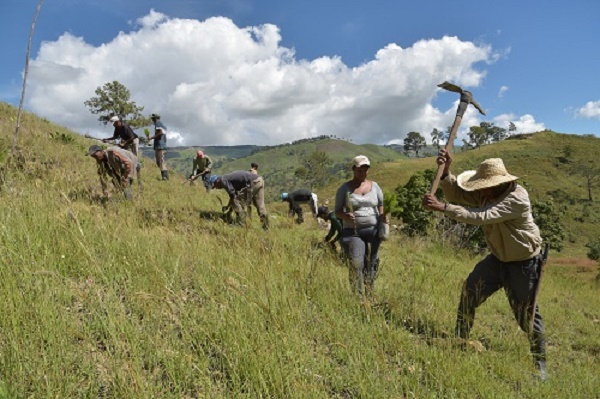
[569,159,600,202]
[478,121,507,143]
[508,122,517,137]
[489,125,508,142]
[84,81,148,127]
[403,131,426,157]
[466,125,487,149]
[301,151,332,188]
[430,128,444,150]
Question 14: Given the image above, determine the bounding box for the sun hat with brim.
[457,158,519,192]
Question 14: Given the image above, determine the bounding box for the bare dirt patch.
[550,258,598,272]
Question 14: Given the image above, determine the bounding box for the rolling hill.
[0,102,598,397]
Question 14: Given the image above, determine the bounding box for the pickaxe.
[84,133,113,143]
[84,133,130,150]
[429,82,486,194]
[529,243,549,334]
[182,172,202,185]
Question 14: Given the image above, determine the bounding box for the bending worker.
[210,171,269,230]
[281,189,318,224]
[317,206,343,251]
[87,144,138,200]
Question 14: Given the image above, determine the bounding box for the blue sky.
[2,0,599,146]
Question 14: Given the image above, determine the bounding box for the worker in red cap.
[190,150,213,192]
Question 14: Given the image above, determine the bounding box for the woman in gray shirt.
[335,155,388,296]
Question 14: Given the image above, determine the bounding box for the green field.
[0,102,598,398]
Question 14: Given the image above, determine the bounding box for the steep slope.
[0,102,598,398]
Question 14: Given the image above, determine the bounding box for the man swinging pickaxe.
[423,83,549,380]
[429,81,486,194]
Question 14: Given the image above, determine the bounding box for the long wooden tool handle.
[429,114,462,195]
[84,134,104,141]
[529,243,549,334]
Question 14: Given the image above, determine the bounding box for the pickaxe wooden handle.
[84,133,104,141]
[84,134,117,145]
[529,243,549,334]
[429,82,486,195]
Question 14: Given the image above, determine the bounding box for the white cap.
[353,155,370,168]
[109,115,120,123]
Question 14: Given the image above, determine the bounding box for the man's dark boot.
[232,210,247,227]
[534,359,547,382]
[261,214,269,230]
[161,170,169,180]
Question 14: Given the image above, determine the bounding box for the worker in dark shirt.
[103,115,139,156]
[281,189,318,223]
[210,170,269,229]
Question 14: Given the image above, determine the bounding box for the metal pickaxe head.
[438,81,486,116]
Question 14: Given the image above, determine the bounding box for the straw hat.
[457,158,518,191]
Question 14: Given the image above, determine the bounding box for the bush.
[393,169,437,236]
[586,240,600,262]
[532,198,566,252]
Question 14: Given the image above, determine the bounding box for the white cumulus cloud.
[27,10,510,146]
[493,113,545,133]
[575,100,600,119]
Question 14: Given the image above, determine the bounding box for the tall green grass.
[0,104,598,397]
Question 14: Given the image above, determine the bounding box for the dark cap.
[87,145,103,156]
[317,206,329,217]
[150,113,160,119]
[251,162,258,168]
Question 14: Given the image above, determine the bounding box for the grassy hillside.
[0,102,598,398]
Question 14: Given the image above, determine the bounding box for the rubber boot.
[235,211,247,227]
[261,214,269,230]
[161,170,169,180]
[136,166,143,192]
[123,187,133,201]
[534,360,547,382]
